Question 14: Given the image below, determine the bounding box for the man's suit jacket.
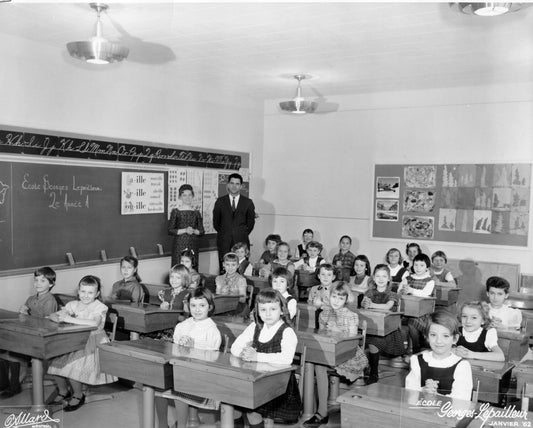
[213,194,256,256]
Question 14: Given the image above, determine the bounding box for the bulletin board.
[372,163,531,247]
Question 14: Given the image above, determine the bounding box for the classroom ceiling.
[1,1,533,101]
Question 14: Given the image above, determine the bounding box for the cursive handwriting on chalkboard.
[0,129,242,170]
[21,173,102,212]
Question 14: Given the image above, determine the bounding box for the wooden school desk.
[337,383,478,428]
[0,315,95,405]
[469,360,515,405]
[212,315,363,419]
[170,346,294,428]
[98,338,293,428]
[354,308,403,336]
[0,309,18,320]
[111,302,184,340]
[514,359,533,399]
[400,295,436,317]
[435,283,461,311]
[495,326,529,362]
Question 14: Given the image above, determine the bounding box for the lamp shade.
[279,74,318,115]
[67,39,129,64]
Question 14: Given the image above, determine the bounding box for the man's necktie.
[231,197,236,212]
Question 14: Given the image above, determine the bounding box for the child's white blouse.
[230,320,297,365]
[461,327,498,350]
[173,317,222,351]
[489,305,522,329]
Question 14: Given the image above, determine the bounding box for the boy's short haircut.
[231,242,250,255]
[413,253,431,268]
[306,241,323,252]
[339,235,352,244]
[265,234,282,246]
[486,276,510,293]
[34,266,56,287]
[302,229,314,235]
[223,252,240,264]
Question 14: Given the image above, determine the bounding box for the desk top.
[469,360,515,377]
[495,326,527,340]
[0,309,19,320]
[111,302,184,315]
[0,314,96,337]
[338,383,477,426]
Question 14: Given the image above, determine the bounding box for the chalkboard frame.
[371,162,532,249]
[0,125,250,274]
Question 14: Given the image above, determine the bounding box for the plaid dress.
[319,307,368,381]
[406,274,435,332]
[364,287,405,356]
[253,323,302,420]
[332,250,356,282]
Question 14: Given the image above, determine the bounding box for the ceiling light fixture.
[452,2,522,16]
[279,75,318,115]
[67,3,129,65]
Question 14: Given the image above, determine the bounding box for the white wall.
[255,83,533,278]
[0,35,264,310]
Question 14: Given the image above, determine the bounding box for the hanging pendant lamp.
[67,3,129,65]
[451,3,523,16]
[279,75,318,115]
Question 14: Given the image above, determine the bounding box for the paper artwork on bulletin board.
[202,170,219,234]
[376,177,400,198]
[121,172,164,215]
[375,199,398,221]
[402,215,434,239]
[404,166,436,188]
[373,163,532,247]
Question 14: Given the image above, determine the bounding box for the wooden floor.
[0,360,522,428]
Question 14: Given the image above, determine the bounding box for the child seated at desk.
[385,247,409,291]
[294,228,314,260]
[48,275,117,411]
[0,266,58,398]
[231,289,301,427]
[403,242,422,272]
[486,276,522,329]
[271,267,297,320]
[308,264,337,329]
[405,310,473,401]
[350,254,372,305]
[215,252,248,315]
[180,249,203,289]
[332,235,356,283]
[298,241,326,272]
[361,264,406,385]
[159,264,190,311]
[399,253,436,355]
[232,242,253,277]
[110,255,145,303]
[303,282,367,428]
[258,234,282,275]
[430,250,455,283]
[455,301,504,361]
[270,242,296,276]
[155,287,222,428]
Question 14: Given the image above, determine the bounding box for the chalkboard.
[0,161,173,270]
[372,163,531,247]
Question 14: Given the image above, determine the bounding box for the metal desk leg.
[303,361,315,420]
[188,407,200,427]
[328,374,340,406]
[220,403,234,428]
[142,385,155,428]
[31,358,44,406]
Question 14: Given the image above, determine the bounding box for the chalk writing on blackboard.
[0,129,242,170]
[20,172,103,212]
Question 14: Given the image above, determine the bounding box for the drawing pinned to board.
[403,190,435,212]
[404,166,436,188]
[441,188,458,208]
[376,177,400,198]
[376,199,399,221]
[475,164,492,188]
[474,188,492,210]
[511,187,529,212]
[511,164,530,187]
[473,210,492,234]
[492,187,512,211]
[491,211,510,234]
[456,165,476,187]
[456,187,476,210]
[402,215,434,239]
[510,212,528,236]
[439,209,456,231]
[493,164,512,187]
[455,209,473,233]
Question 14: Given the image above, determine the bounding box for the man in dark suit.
[213,173,256,272]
